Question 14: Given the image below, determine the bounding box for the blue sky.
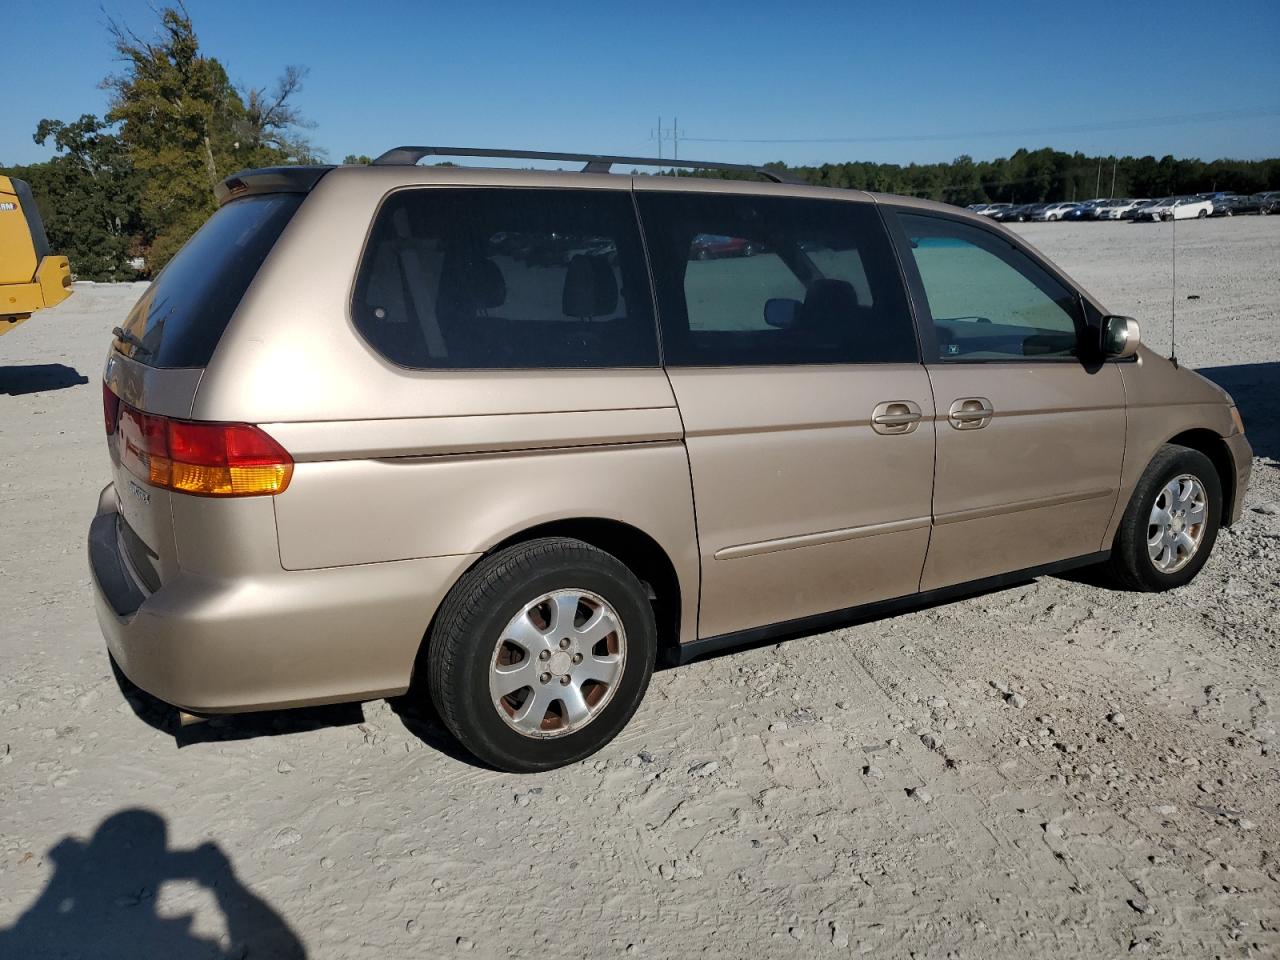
[5,0,1279,168]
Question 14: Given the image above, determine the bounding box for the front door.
[635,185,935,639]
[886,209,1126,591]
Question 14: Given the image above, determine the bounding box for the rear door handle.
[871,400,923,435]
[948,397,994,429]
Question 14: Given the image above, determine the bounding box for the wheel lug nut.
[539,650,550,661]
[559,675,571,686]
[559,638,571,650]
[539,672,551,684]
[572,653,583,664]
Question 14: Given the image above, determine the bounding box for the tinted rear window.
[116,194,303,368]
[351,188,658,369]
[637,192,917,366]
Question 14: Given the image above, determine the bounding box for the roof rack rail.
[370,145,804,185]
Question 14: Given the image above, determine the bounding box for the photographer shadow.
[0,809,305,959]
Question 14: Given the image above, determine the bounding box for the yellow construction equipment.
[1,175,72,335]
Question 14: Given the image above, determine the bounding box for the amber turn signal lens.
[106,385,293,497]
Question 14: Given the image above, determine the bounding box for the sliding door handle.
[948,397,994,429]
[871,400,923,435]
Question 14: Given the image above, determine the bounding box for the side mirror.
[1101,315,1141,358]
[764,297,801,329]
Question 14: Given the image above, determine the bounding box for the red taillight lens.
[103,382,121,435]
[113,399,292,497]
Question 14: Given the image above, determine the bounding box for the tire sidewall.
[439,547,656,771]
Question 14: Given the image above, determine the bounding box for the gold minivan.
[89,148,1252,771]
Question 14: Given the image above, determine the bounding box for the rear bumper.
[1225,432,1253,526]
[88,483,477,714]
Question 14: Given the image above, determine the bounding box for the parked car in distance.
[1124,199,1161,220]
[88,146,1254,772]
[689,233,760,259]
[1135,196,1213,221]
[1031,202,1080,221]
[1260,192,1280,215]
[1219,193,1266,216]
[973,203,1013,217]
[1208,194,1242,216]
[992,204,1033,222]
[1064,199,1108,221]
[1094,199,1147,220]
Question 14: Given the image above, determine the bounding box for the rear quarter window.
[116,193,303,368]
[351,188,658,369]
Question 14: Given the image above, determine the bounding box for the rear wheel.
[1101,444,1221,591]
[1198,209,1208,219]
[426,538,656,772]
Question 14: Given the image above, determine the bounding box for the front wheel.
[1198,209,1208,219]
[425,538,656,772]
[1101,444,1222,591]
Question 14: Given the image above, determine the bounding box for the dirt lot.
[0,217,1277,959]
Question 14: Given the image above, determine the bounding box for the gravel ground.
[0,217,1277,959]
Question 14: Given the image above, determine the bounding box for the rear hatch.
[102,190,306,590]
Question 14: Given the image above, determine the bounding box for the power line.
[680,106,1280,145]
[650,115,685,160]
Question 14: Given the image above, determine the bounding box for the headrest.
[562,255,618,318]
[436,256,506,317]
[796,278,859,329]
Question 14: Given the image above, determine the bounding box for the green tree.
[0,115,141,280]
[104,4,315,270]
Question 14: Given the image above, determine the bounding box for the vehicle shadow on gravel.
[0,362,89,396]
[1198,362,1279,465]
[110,655,484,765]
[0,808,306,959]
[389,696,502,768]
[110,656,364,746]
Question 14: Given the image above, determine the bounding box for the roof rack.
[370,145,804,185]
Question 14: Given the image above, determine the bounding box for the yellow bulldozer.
[1,175,72,335]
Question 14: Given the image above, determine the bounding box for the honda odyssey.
[89,147,1252,771]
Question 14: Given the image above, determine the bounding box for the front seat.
[793,277,859,352]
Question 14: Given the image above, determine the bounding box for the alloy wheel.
[488,589,626,738]
[1147,474,1208,573]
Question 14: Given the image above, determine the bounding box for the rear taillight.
[107,386,292,497]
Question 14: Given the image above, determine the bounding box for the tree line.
[693,150,1280,205]
[1,4,315,281]
[3,5,1278,281]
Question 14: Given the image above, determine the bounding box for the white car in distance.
[1093,198,1148,220]
[1138,197,1214,221]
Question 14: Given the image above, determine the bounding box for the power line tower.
[649,116,685,163]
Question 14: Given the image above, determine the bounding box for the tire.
[426,537,657,772]
[1101,444,1222,592]
[1198,209,1208,219]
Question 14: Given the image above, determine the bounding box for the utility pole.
[1109,156,1118,198]
[1095,158,1102,199]
[656,116,662,161]
[672,116,679,162]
